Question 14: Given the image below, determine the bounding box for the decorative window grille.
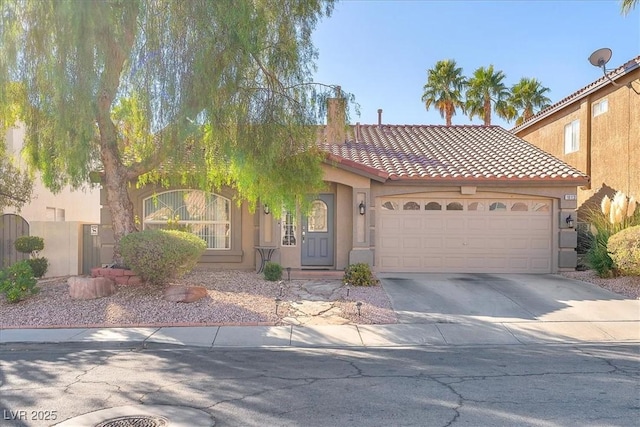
[281,210,297,246]
[143,190,230,249]
[468,202,484,211]
[308,201,327,232]
[533,202,550,212]
[511,202,529,211]
[425,201,442,211]
[489,202,507,211]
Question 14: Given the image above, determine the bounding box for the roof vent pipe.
[377,109,383,126]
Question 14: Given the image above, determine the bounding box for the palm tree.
[422,59,466,126]
[621,0,638,15]
[465,65,510,126]
[508,78,552,125]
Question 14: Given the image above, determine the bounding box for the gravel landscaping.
[560,270,640,299]
[1,269,637,329]
[0,270,397,328]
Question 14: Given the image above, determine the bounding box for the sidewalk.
[1,319,638,348]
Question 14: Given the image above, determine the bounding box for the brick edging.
[90,267,143,286]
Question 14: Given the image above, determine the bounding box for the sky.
[311,0,640,129]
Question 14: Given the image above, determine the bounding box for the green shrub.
[586,225,616,277]
[120,229,206,284]
[608,225,640,276]
[14,236,44,255]
[27,257,49,278]
[263,262,283,281]
[343,263,377,286]
[576,224,593,255]
[0,260,39,303]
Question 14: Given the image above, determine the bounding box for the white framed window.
[564,120,580,154]
[46,207,65,221]
[281,210,297,246]
[143,190,230,250]
[592,99,608,117]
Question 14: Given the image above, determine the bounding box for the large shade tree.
[464,65,511,126]
[0,0,341,265]
[0,157,33,212]
[508,78,552,125]
[0,83,33,212]
[422,59,467,126]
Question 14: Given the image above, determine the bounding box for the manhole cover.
[96,415,168,427]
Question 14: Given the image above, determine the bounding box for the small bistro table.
[254,246,278,273]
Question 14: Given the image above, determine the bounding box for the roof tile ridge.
[512,55,640,131]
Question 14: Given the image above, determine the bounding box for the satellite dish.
[588,48,613,68]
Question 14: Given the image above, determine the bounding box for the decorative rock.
[164,285,208,303]
[90,267,143,286]
[68,276,117,300]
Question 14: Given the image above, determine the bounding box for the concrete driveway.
[378,273,640,325]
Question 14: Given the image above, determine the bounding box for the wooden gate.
[0,214,29,268]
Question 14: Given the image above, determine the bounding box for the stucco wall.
[4,126,100,223]
[30,221,84,277]
[515,70,640,209]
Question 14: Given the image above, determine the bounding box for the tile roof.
[512,56,640,133]
[320,124,589,185]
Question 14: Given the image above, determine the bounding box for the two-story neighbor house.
[512,55,639,218]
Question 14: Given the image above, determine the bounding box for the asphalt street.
[1,343,638,426]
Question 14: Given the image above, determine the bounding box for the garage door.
[376,196,552,273]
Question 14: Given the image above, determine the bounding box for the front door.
[301,194,334,267]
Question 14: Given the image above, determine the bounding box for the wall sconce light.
[565,214,574,229]
[588,47,640,95]
[358,201,366,215]
[263,204,270,215]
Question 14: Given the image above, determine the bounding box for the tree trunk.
[101,144,137,267]
[483,95,491,126]
[94,5,139,266]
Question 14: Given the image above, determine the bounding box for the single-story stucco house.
[99,98,589,274]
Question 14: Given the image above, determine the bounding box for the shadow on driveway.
[378,273,640,324]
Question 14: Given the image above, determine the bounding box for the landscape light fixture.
[358,201,366,215]
[565,214,575,229]
[286,267,291,281]
[588,48,640,94]
[356,301,362,316]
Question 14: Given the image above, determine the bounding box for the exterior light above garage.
[358,201,366,215]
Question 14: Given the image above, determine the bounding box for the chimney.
[377,109,383,126]
[326,86,346,143]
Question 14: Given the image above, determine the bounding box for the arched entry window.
[143,190,230,249]
[308,200,328,232]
